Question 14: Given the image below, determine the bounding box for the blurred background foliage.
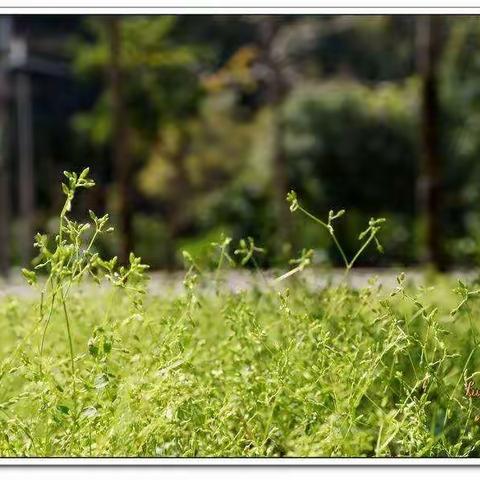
[3,15,480,272]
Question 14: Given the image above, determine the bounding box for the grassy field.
[1,271,480,457]
[1,169,480,457]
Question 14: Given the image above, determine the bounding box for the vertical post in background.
[14,38,34,267]
[0,17,11,277]
[417,15,445,270]
[257,17,292,259]
[107,16,133,265]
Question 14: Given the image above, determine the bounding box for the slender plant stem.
[39,275,58,371]
[215,246,229,292]
[298,206,349,269]
[348,232,376,271]
[60,287,76,402]
[39,291,57,360]
[275,265,302,282]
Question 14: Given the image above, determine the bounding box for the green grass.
[2,168,480,457]
[1,273,480,457]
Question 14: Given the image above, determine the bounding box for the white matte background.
[0,466,466,479]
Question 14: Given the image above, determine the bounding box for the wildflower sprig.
[275,248,314,282]
[182,250,201,292]
[234,237,265,267]
[61,169,95,219]
[211,234,235,266]
[235,237,268,286]
[278,190,385,281]
[211,233,235,290]
[450,280,480,317]
[21,168,149,413]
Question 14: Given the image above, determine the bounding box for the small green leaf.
[57,405,70,415]
[103,337,112,355]
[88,337,99,357]
[21,268,37,286]
[79,167,90,180]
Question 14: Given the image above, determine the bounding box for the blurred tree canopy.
[3,15,480,272]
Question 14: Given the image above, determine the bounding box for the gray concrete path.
[0,268,476,300]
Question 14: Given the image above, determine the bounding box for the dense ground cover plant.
[0,169,480,457]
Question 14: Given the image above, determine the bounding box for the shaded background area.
[0,14,479,274]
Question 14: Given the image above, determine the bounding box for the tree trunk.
[270,109,291,254]
[0,84,9,277]
[0,18,11,277]
[107,17,133,265]
[16,69,35,267]
[416,16,445,270]
[258,17,292,257]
